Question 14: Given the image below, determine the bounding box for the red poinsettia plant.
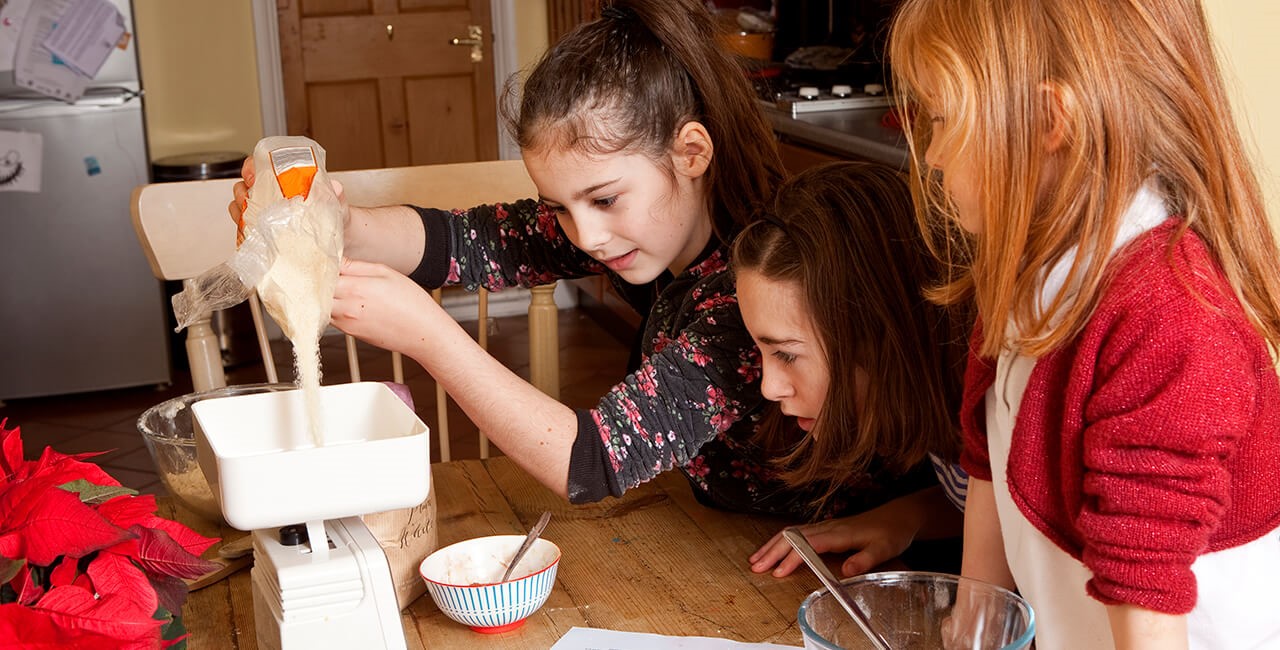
[0,418,221,648]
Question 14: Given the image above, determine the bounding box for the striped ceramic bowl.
[419,535,561,633]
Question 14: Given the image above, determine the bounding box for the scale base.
[251,517,407,650]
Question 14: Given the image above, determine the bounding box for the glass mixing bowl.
[798,571,1035,650]
[138,383,294,525]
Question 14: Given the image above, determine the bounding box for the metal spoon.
[501,511,552,583]
[783,527,893,650]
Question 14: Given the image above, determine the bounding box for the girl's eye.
[593,195,618,208]
[542,202,568,215]
[771,350,796,365]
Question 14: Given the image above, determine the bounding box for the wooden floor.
[0,306,630,496]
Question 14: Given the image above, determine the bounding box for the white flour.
[257,201,342,447]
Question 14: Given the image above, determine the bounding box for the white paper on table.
[42,0,122,78]
[0,130,43,193]
[550,627,801,650]
[14,0,87,102]
[0,0,36,73]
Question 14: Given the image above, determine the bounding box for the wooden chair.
[130,159,560,461]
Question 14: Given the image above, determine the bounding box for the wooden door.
[278,0,499,171]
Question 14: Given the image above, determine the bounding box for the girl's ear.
[672,121,714,179]
[1040,81,1074,154]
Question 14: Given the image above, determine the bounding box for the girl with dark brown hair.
[735,162,970,577]
[230,0,933,522]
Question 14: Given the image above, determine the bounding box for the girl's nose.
[572,210,612,252]
[759,363,792,403]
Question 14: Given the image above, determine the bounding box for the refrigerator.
[0,0,169,400]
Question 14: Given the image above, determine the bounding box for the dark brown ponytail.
[504,0,784,242]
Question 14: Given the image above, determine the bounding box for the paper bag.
[362,485,440,610]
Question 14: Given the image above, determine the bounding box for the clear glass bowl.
[137,383,294,525]
[798,571,1035,650]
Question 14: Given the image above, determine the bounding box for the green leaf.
[0,556,23,584]
[58,479,138,504]
[156,606,189,648]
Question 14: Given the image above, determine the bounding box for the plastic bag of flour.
[172,135,343,341]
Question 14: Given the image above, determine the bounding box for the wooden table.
[167,456,823,648]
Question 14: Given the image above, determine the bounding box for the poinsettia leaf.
[48,556,79,587]
[86,553,157,619]
[13,563,44,606]
[98,495,218,557]
[148,572,189,617]
[0,556,22,584]
[0,602,64,648]
[0,602,156,649]
[128,525,221,580]
[145,517,220,558]
[18,446,117,487]
[96,494,159,530]
[0,420,22,488]
[0,480,132,565]
[36,585,161,642]
[58,480,137,505]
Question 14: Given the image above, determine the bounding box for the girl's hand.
[749,500,923,578]
[226,156,350,243]
[331,257,436,353]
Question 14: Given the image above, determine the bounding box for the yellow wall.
[514,2,549,74]
[133,0,263,162]
[1203,0,1280,232]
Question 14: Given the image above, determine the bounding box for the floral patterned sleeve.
[582,261,764,498]
[408,199,603,291]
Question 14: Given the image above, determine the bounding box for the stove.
[773,83,892,116]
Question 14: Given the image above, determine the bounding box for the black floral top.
[408,200,934,520]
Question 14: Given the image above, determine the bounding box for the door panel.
[280,0,497,171]
[307,81,386,171]
[406,76,480,164]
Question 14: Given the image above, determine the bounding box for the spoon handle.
[783,528,893,650]
[501,511,552,583]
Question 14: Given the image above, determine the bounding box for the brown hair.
[732,162,966,507]
[502,0,785,241]
[890,0,1280,357]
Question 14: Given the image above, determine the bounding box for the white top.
[983,182,1280,649]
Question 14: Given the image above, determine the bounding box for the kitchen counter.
[758,100,910,169]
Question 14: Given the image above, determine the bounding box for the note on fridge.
[0,0,36,74]
[0,130,43,193]
[42,0,124,79]
[14,0,88,101]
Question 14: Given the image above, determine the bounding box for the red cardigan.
[959,221,1280,614]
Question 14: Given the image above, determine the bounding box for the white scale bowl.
[191,381,431,531]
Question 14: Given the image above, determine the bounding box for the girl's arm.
[1107,604,1188,650]
[750,484,963,577]
[333,259,579,496]
[960,478,1015,590]
[343,204,428,275]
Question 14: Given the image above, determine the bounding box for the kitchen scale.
[192,382,431,650]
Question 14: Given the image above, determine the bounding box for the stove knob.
[831,84,853,98]
[798,86,820,100]
[864,83,886,96]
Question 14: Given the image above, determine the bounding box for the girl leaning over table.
[733,162,972,579]
[231,0,939,560]
[889,0,1280,647]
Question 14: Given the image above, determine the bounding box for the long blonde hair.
[890,0,1280,358]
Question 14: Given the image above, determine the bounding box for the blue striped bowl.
[419,535,561,633]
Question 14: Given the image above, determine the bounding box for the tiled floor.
[0,306,630,496]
